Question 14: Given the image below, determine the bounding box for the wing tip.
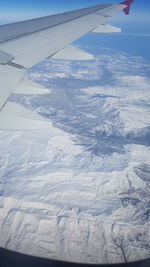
[120,0,134,15]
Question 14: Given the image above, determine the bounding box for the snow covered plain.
[0,48,150,264]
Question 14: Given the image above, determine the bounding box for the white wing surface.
[0,0,134,130]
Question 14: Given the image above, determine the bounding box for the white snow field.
[0,49,150,264]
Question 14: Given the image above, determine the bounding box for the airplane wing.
[0,0,134,130]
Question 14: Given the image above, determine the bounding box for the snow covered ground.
[0,48,150,264]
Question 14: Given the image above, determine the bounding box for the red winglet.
[120,0,134,15]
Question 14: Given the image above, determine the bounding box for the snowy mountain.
[0,48,150,264]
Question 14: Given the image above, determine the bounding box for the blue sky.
[0,0,149,23]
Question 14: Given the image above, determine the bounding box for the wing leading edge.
[0,0,135,130]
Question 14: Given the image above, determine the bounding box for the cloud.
[121,33,150,37]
